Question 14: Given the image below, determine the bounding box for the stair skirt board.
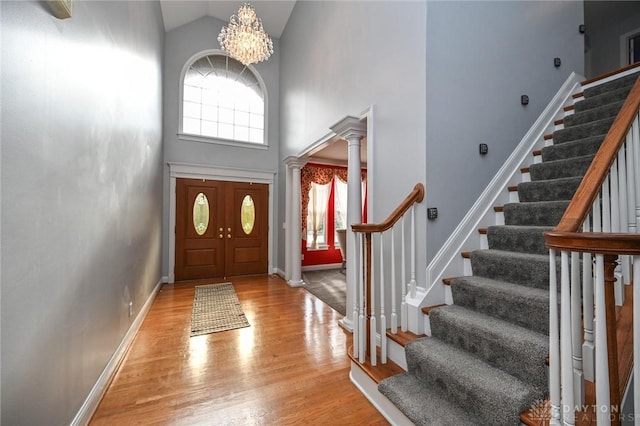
[377,68,640,425]
[349,363,414,426]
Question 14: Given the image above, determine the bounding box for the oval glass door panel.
[193,192,210,235]
[241,195,255,235]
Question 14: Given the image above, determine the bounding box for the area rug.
[190,283,250,337]
[302,269,346,316]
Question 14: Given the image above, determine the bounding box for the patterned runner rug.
[190,283,250,337]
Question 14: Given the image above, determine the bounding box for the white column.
[331,116,367,332]
[284,164,292,281]
[284,157,307,287]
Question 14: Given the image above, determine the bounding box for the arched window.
[180,53,266,145]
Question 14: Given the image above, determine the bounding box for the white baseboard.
[161,275,169,283]
[71,277,163,426]
[301,263,343,272]
[272,268,285,278]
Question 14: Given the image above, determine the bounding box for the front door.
[175,179,268,281]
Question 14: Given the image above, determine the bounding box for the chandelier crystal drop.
[217,3,274,66]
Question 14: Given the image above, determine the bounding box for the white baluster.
[571,251,584,406]
[370,234,377,366]
[594,254,611,425]
[358,233,366,363]
[409,205,416,298]
[593,194,602,233]
[582,219,595,382]
[353,231,359,359]
[560,250,575,426]
[401,216,407,332]
[632,114,640,225]
[549,248,562,425]
[617,147,631,285]
[625,132,637,235]
[609,161,625,305]
[380,233,387,364]
[633,257,640,426]
[391,226,397,334]
[602,175,611,233]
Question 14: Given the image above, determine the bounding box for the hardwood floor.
[90,275,388,425]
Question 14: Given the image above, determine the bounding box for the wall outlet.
[128,301,133,317]
[521,95,529,106]
[427,208,438,220]
[479,143,488,155]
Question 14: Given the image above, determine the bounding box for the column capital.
[330,116,367,143]
[284,156,308,169]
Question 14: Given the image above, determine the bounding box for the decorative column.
[284,163,292,281]
[330,116,367,332]
[284,156,307,287]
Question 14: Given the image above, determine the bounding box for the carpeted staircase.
[378,71,640,425]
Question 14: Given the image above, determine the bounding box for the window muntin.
[182,54,265,144]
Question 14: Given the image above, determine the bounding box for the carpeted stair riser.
[541,135,604,161]
[379,374,477,426]
[450,276,549,335]
[404,338,543,426]
[582,73,639,98]
[563,100,624,127]
[504,200,569,226]
[429,305,549,391]
[529,155,594,181]
[552,117,615,144]
[487,225,552,255]
[575,85,634,113]
[471,249,557,289]
[517,176,582,202]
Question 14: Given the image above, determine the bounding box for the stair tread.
[379,373,477,426]
[450,274,550,299]
[386,328,425,346]
[450,275,550,336]
[431,305,548,349]
[472,248,549,262]
[429,305,548,388]
[406,338,544,425]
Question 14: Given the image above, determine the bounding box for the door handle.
[227,234,232,239]
[219,234,224,239]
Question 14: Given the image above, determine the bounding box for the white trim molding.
[424,73,583,309]
[167,162,276,283]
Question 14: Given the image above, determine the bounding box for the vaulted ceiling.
[159,1,296,37]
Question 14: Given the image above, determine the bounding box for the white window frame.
[178,49,269,150]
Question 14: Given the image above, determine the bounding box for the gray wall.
[279,1,427,282]
[1,1,164,424]
[585,1,640,78]
[162,16,281,276]
[424,1,584,260]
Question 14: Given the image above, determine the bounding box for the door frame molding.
[168,162,276,283]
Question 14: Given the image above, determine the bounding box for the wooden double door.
[175,179,268,281]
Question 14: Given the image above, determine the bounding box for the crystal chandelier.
[218,3,274,66]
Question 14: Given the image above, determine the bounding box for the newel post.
[331,116,367,332]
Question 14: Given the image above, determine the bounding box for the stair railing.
[351,183,424,366]
[544,76,640,425]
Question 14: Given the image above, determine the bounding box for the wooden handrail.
[545,231,640,255]
[553,75,640,232]
[352,183,424,234]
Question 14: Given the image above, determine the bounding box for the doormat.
[190,283,250,337]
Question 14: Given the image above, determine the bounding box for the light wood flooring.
[90,275,388,425]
